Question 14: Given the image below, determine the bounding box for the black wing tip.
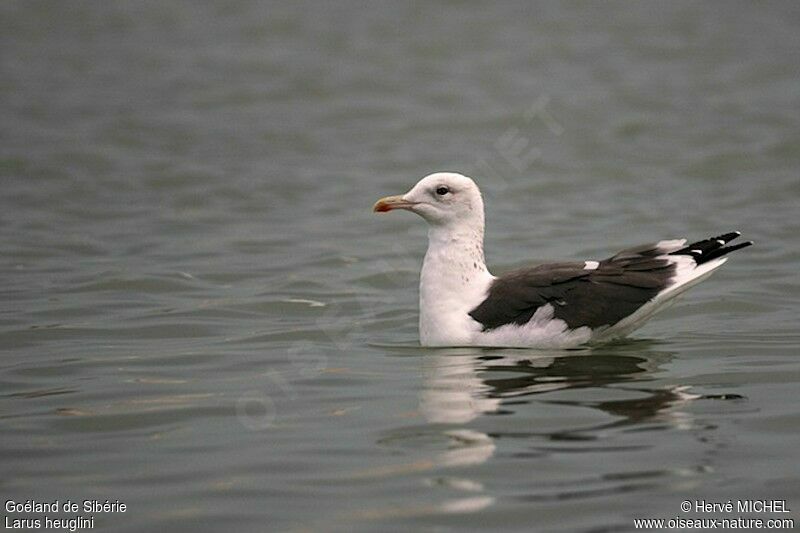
[671,231,752,264]
[699,238,753,263]
[726,240,754,252]
[715,231,741,244]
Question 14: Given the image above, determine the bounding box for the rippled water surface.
[2,2,799,532]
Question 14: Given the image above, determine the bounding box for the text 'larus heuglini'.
[373,172,752,348]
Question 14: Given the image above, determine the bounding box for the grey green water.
[2,2,799,532]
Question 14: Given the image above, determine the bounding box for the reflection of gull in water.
[414,347,693,515]
[420,346,702,429]
[416,349,506,490]
[407,343,709,459]
[419,349,502,424]
[420,350,584,427]
[356,343,728,526]
[433,428,495,468]
[475,348,706,434]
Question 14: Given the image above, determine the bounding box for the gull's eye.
[435,186,450,196]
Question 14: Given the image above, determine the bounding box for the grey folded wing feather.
[469,245,677,331]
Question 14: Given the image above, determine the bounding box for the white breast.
[418,230,493,347]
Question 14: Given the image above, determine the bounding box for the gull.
[373,172,752,348]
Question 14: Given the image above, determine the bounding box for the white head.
[373,172,485,230]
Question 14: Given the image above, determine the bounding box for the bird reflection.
[371,342,715,518]
[418,343,704,433]
[476,348,696,426]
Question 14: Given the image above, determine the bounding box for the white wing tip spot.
[584,260,599,270]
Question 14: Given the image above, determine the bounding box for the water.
[2,2,799,531]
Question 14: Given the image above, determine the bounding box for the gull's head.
[373,172,484,228]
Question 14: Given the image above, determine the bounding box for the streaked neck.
[419,223,493,345]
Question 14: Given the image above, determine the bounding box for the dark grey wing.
[468,262,588,329]
[469,250,676,331]
[470,232,752,332]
